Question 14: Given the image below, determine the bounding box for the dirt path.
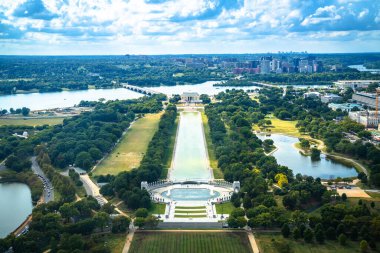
[247,232,260,253]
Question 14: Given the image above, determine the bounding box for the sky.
[0,0,379,55]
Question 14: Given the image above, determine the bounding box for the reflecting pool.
[162,188,220,201]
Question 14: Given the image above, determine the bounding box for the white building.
[334,80,379,89]
[349,111,380,128]
[321,93,342,103]
[181,92,202,103]
[304,92,320,99]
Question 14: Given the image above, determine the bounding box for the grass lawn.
[175,210,206,213]
[176,206,205,209]
[162,116,179,178]
[99,233,126,253]
[201,112,223,179]
[129,231,253,253]
[0,117,65,126]
[256,233,361,253]
[149,203,166,215]
[253,115,302,138]
[93,113,162,176]
[215,202,235,214]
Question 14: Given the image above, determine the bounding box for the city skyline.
[0,0,379,55]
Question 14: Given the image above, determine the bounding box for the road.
[30,156,54,203]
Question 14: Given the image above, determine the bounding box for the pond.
[0,183,33,238]
[169,111,211,182]
[257,134,357,179]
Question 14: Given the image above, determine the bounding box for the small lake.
[0,81,261,111]
[257,134,357,179]
[0,183,33,238]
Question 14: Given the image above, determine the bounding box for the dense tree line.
[34,96,163,171]
[100,105,177,210]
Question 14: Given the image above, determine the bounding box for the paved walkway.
[122,228,135,253]
[247,232,260,253]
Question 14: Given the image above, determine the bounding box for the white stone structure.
[334,80,379,90]
[180,92,201,103]
[349,111,380,128]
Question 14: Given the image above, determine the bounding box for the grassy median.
[93,113,162,176]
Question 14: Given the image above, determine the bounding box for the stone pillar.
[141,181,149,190]
[232,181,240,192]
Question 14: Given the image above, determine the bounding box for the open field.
[93,113,162,176]
[149,203,166,215]
[215,202,235,214]
[0,117,65,126]
[129,231,253,253]
[253,115,302,137]
[256,233,361,253]
[201,112,223,179]
[337,188,371,198]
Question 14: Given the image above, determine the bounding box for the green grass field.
[253,115,302,138]
[149,203,166,215]
[99,233,126,253]
[201,112,223,179]
[129,232,253,253]
[215,202,235,214]
[93,113,162,176]
[0,117,65,126]
[256,233,360,253]
[162,116,179,178]
[176,206,205,209]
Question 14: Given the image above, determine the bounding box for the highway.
[31,157,54,203]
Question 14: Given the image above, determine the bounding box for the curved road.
[31,157,54,203]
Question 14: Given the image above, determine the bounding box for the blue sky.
[0,0,379,55]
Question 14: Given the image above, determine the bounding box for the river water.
[169,111,211,182]
[0,81,260,111]
[0,183,33,238]
[258,134,357,179]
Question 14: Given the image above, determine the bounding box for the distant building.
[13,131,28,139]
[352,92,377,108]
[328,103,363,112]
[260,60,271,74]
[321,93,342,103]
[181,92,201,103]
[334,80,378,89]
[349,111,380,128]
[304,91,320,99]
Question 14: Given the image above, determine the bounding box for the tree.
[75,151,93,170]
[311,148,321,160]
[21,107,30,116]
[135,208,149,218]
[59,203,79,223]
[326,227,336,240]
[304,228,314,243]
[293,227,301,240]
[360,240,368,253]
[236,216,247,228]
[134,217,145,227]
[94,212,110,231]
[342,193,347,201]
[315,229,325,244]
[281,223,291,238]
[370,202,375,208]
[338,233,347,246]
[200,94,211,104]
[111,216,131,233]
[144,215,159,229]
